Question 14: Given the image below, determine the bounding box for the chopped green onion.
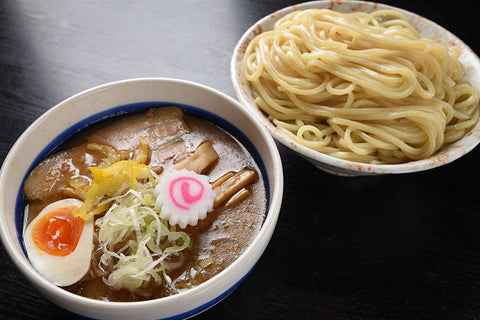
[95,181,191,292]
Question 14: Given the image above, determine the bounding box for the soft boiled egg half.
[23,198,94,287]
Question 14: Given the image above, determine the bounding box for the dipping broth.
[22,106,267,301]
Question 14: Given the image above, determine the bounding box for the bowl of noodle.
[231,0,480,176]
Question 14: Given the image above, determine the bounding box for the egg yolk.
[31,206,85,256]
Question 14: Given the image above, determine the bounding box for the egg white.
[23,198,94,287]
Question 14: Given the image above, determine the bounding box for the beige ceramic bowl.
[231,0,480,176]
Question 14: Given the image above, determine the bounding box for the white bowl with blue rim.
[0,78,284,320]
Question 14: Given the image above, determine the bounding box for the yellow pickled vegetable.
[86,143,121,168]
[76,160,154,219]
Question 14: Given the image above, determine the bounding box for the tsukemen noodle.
[243,9,480,164]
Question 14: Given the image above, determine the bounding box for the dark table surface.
[1,1,480,319]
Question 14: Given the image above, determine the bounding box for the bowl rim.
[231,0,480,175]
[0,77,284,319]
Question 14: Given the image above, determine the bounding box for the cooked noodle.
[242,9,480,164]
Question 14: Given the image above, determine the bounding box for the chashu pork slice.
[24,106,189,201]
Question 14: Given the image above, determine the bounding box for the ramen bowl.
[0,78,283,319]
[231,0,480,176]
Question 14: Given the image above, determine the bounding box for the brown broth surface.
[23,107,267,301]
